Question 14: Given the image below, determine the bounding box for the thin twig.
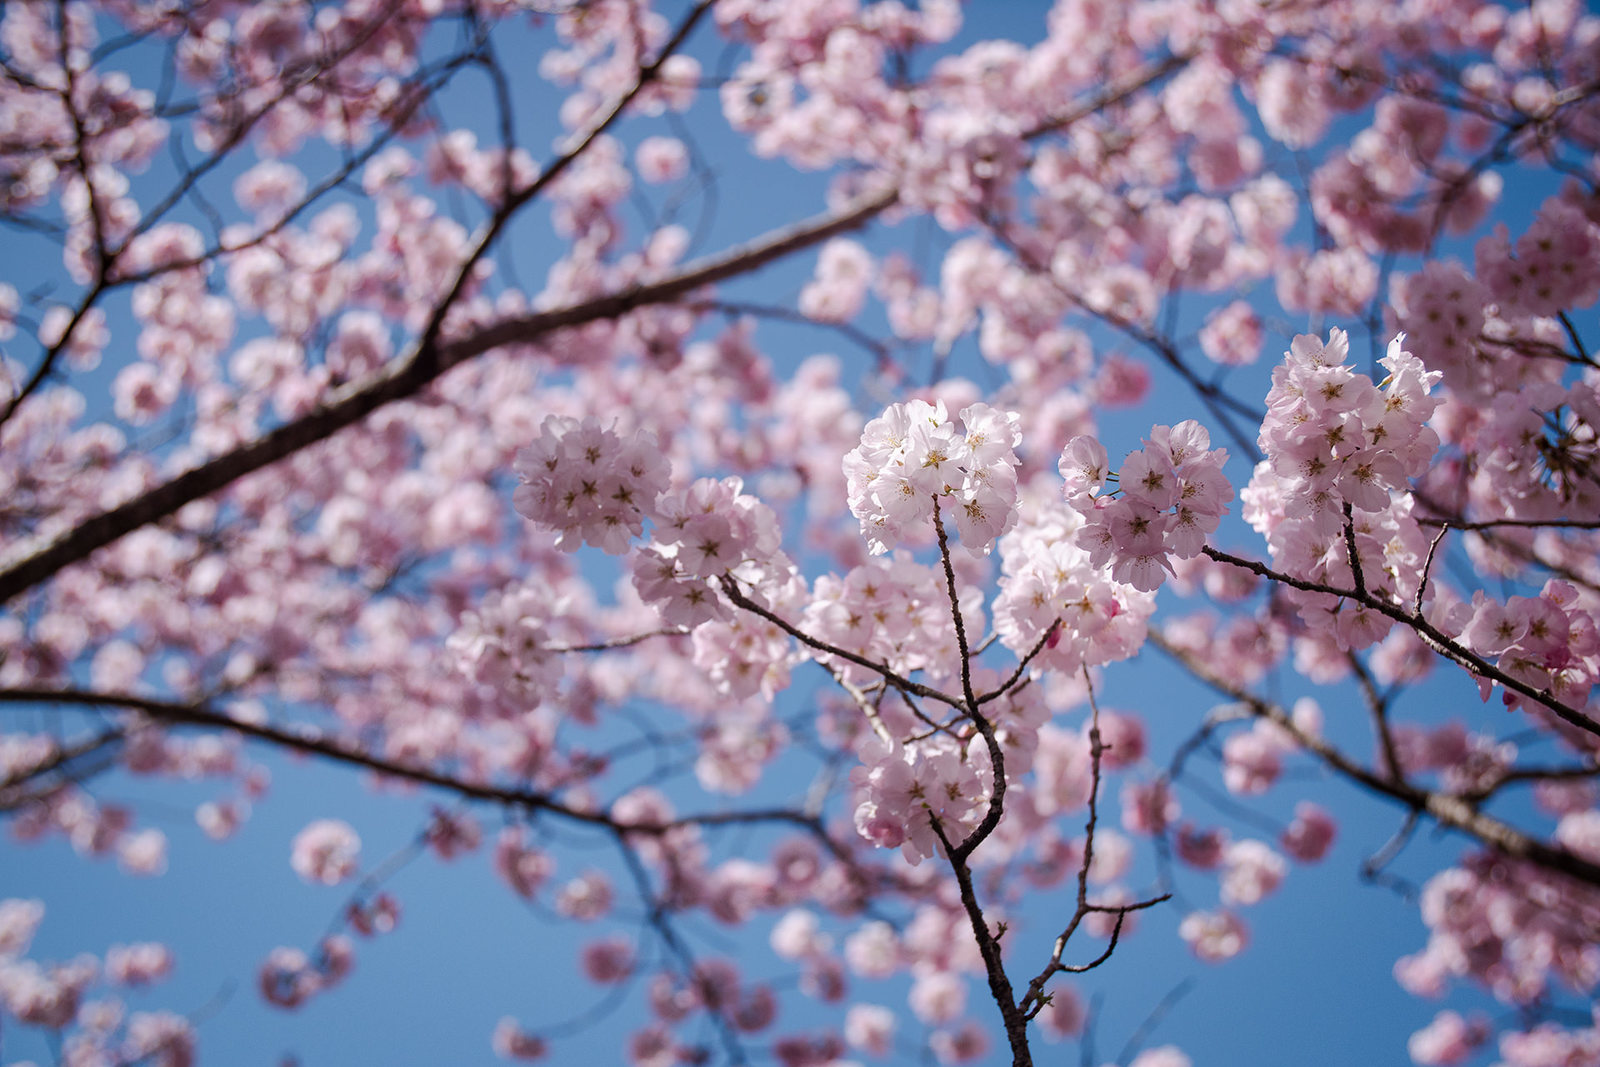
[714,576,964,710]
[976,620,1061,706]
[543,628,689,654]
[1417,523,1449,614]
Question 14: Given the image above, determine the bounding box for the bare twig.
[1017,670,1171,1021]
[543,628,690,654]
[976,620,1061,706]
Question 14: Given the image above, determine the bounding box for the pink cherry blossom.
[4,4,1600,1065]
[1179,910,1249,963]
[291,820,360,886]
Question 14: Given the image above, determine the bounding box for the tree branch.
[0,687,862,868]
[1146,630,1600,889]
[1201,546,1600,739]
[0,187,897,606]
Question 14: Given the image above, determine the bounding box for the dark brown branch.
[933,499,980,712]
[1017,670,1168,1019]
[1201,546,1600,739]
[1417,517,1600,531]
[975,620,1060,706]
[0,187,896,606]
[1147,629,1600,889]
[543,627,690,654]
[1417,523,1448,614]
[1348,651,1403,785]
[1462,760,1600,801]
[714,574,964,710]
[437,186,897,368]
[1413,490,1600,597]
[929,814,1033,1067]
[1342,504,1367,599]
[0,688,859,864]
[930,500,1010,861]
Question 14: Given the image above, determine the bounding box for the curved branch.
[714,574,964,710]
[0,687,861,865]
[1146,630,1600,890]
[1201,546,1600,739]
[928,814,1033,1067]
[0,187,897,606]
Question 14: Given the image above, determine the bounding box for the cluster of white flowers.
[843,400,1021,555]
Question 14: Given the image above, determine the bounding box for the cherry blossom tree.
[4,0,1600,1064]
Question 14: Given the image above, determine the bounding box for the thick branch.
[0,688,858,863]
[0,188,896,605]
[1201,546,1600,739]
[1147,630,1600,889]
[929,815,1032,1067]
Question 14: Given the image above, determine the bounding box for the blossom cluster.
[843,400,1021,556]
[1452,580,1600,713]
[447,578,573,711]
[631,476,789,628]
[6,780,172,878]
[1397,820,1600,1042]
[513,416,671,555]
[290,818,361,886]
[804,551,982,688]
[1241,330,1444,652]
[851,732,994,866]
[1066,421,1232,593]
[1475,197,1600,319]
[992,489,1156,674]
[260,870,404,1013]
[0,898,194,1063]
[1255,330,1441,536]
[258,938,356,1011]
